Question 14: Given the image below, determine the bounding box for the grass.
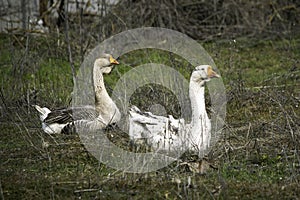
[0,33,299,199]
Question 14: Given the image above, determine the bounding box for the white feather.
[128,65,219,155]
[34,105,51,121]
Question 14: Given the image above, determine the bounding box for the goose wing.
[44,105,98,124]
[129,106,183,140]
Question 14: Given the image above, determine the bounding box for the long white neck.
[93,64,120,124]
[189,80,210,150]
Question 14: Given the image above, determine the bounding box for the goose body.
[35,54,120,134]
[128,65,220,154]
[129,106,185,142]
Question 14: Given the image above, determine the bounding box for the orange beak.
[109,55,119,65]
[207,66,220,78]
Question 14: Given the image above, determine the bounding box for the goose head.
[191,65,220,85]
[94,53,119,74]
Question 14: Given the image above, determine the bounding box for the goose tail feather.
[33,105,51,121]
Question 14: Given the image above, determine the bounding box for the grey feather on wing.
[44,106,98,124]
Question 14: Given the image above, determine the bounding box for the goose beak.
[207,66,220,78]
[110,56,119,65]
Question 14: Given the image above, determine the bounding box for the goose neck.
[93,64,120,124]
[189,81,206,120]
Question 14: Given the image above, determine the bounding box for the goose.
[128,65,220,154]
[34,54,120,134]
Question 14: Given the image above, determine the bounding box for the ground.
[0,34,299,199]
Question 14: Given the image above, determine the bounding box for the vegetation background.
[0,0,299,199]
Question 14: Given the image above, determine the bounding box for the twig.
[0,88,8,111]
[245,84,300,90]
[74,188,99,193]
[0,179,4,200]
[80,7,84,62]
[64,0,76,83]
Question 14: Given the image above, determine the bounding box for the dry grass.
[0,32,299,199]
[0,1,300,197]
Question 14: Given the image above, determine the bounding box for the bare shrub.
[97,0,299,40]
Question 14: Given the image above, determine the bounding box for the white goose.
[34,54,121,134]
[129,65,220,154]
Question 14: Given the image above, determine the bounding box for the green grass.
[203,38,300,87]
[0,33,299,199]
